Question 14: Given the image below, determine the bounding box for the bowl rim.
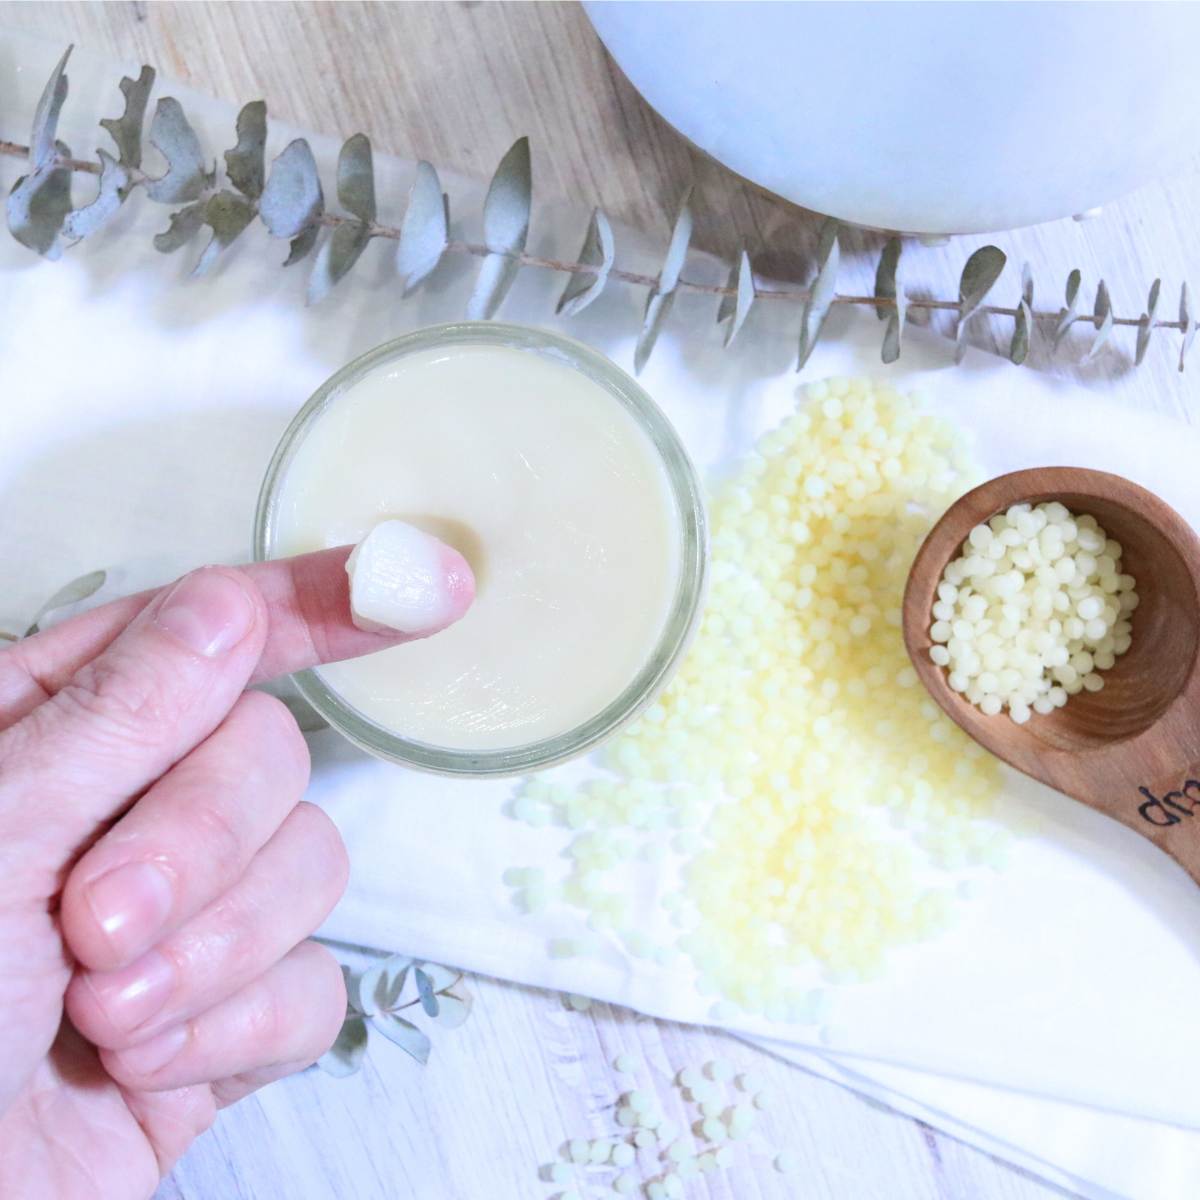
[253,321,708,777]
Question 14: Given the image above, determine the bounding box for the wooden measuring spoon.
[902,466,1200,885]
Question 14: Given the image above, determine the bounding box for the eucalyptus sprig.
[5,46,1197,374]
[320,954,473,1077]
[0,568,108,642]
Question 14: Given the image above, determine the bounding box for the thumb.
[0,567,267,874]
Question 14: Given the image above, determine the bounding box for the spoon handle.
[1127,768,1200,885]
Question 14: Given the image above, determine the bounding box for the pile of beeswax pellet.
[510,378,1009,1015]
[931,501,1138,722]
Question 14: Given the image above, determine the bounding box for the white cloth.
[3,33,1198,1200]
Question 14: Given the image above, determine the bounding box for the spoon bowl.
[903,467,1200,883]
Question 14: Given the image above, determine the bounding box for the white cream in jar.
[266,328,701,763]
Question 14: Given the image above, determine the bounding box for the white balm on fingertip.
[345,519,475,636]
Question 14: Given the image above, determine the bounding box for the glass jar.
[253,321,707,777]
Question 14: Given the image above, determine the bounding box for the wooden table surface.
[7,3,1197,1198]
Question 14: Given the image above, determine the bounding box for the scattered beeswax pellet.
[654,1120,678,1144]
[613,1053,637,1074]
[775,1151,799,1173]
[614,1175,638,1195]
[728,1104,755,1135]
[634,1129,655,1149]
[612,1142,636,1167]
[705,1059,735,1082]
[567,1138,589,1163]
[589,1140,611,1164]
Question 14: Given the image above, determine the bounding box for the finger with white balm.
[345,520,475,636]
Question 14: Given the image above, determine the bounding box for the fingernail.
[345,520,476,635]
[116,1023,189,1075]
[154,570,255,656]
[88,949,174,1032]
[85,862,174,963]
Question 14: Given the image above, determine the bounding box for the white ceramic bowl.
[586,0,1200,234]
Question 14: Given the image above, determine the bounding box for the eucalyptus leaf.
[260,138,324,241]
[396,160,448,294]
[351,963,385,1017]
[145,98,214,204]
[191,190,256,277]
[7,149,73,259]
[337,133,376,224]
[955,245,1006,363]
[876,237,905,363]
[24,569,106,637]
[718,248,755,348]
[873,237,901,322]
[469,252,524,322]
[307,220,371,304]
[1009,299,1032,365]
[62,150,132,242]
[633,187,693,374]
[415,967,439,1018]
[1180,282,1196,373]
[797,219,840,371]
[318,1016,368,1078]
[284,224,320,268]
[557,207,615,317]
[417,962,458,991]
[432,993,472,1029]
[376,955,411,1010]
[1084,280,1113,363]
[224,100,267,200]
[467,137,532,321]
[153,200,206,253]
[634,293,675,375]
[374,1013,431,1064]
[30,46,71,168]
[1135,277,1161,366]
[1053,268,1082,350]
[101,66,155,170]
[881,286,907,365]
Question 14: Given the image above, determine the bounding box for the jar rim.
[253,321,708,777]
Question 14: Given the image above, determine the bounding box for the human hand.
[0,547,472,1199]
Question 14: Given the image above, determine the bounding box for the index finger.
[0,547,466,727]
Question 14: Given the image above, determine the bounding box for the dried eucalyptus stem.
[5,48,1195,373]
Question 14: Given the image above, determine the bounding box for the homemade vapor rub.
[510,378,1010,1015]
